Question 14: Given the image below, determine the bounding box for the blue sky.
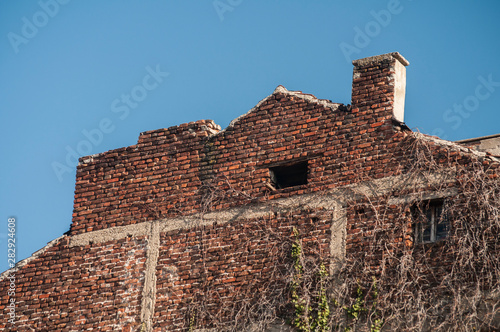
[1,0,500,273]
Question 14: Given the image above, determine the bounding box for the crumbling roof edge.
[455,132,500,144]
[77,86,342,164]
[215,85,342,136]
[0,235,67,281]
[414,132,500,162]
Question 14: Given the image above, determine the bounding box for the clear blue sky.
[1,0,500,273]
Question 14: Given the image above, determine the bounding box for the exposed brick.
[1,52,497,331]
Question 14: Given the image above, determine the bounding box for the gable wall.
[3,53,496,331]
[0,52,411,331]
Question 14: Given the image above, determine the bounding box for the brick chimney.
[351,52,409,123]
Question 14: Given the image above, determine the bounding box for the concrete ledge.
[455,133,500,144]
[352,52,409,67]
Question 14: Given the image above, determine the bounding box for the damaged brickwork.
[0,52,498,331]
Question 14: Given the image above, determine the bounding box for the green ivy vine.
[290,227,330,332]
[291,227,382,332]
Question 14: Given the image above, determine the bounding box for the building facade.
[1,52,499,331]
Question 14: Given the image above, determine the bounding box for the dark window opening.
[412,200,449,244]
[269,161,308,189]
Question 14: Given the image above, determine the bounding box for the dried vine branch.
[165,134,499,332]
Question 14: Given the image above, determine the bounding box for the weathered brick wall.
[1,52,497,331]
[71,53,409,236]
[343,133,499,276]
[154,210,331,331]
[71,120,220,235]
[0,236,147,331]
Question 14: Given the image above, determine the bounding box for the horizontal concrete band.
[69,170,456,248]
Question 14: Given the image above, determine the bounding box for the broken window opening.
[269,161,308,189]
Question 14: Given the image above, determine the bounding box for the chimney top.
[351,52,409,123]
[352,52,409,67]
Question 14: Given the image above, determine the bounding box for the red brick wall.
[0,236,147,331]
[71,54,407,236]
[71,120,219,235]
[0,52,412,331]
[154,210,331,330]
[2,53,496,331]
